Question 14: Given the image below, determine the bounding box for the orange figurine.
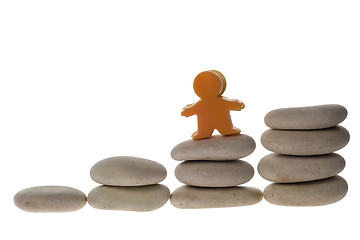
[181,70,245,140]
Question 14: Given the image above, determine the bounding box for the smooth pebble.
[14,186,87,212]
[175,160,254,187]
[261,126,350,155]
[170,185,262,209]
[263,176,348,206]
[90,156,167,186]
[171,134,256,161]
[258,153,345,183]
[264,104,347,130]
[87,184,170,212]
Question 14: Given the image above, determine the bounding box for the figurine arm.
[181,102,199,117]
[223,97,245,111]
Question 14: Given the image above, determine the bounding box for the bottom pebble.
[88,184,170,212]
[170,185,263,209]
[14,186,87,213]
[263,175,348,206]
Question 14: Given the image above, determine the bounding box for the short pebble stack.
[170,134,263,209]
[259,104,349,206]
[88,156,170,211]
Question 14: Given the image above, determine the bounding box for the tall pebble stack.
[258,104,349,206]
[170,134,263,209]
[88,156,170,212]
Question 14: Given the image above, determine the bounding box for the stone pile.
[88,156,170,211]
[258,104,349,206]
[170,134,262,209]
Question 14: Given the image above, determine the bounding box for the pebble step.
[259,104,349,206]
[14,186,87,213]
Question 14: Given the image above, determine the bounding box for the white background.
[1,0,359,239]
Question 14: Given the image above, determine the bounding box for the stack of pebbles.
[88,156,170,212]
[258,104,349,206]
[170,134,262,209]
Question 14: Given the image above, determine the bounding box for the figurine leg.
[217,125,241,136]
[191,127,214,140]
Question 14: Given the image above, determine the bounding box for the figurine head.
[193,70,226,99]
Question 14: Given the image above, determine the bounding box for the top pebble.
[171,134,256,161]
[264,104,347,130]
[90,156,167,186]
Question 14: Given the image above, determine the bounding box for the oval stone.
[264,104,347,130]
[175,160,254,187]
[90,156,167,186]
[261,126,350,155]
[170,185,262,209]
[171,134,256,161]
[258,153,345,183]
[87,184,170,212]
[263,176,348,206]
[14,186,87,212]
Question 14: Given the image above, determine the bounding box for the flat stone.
[170,185,262,209]
[87,184,170,212]
[263,176,348,206]
[258,153,345,183]
[175,160,254,187]
[14,186,87,212]
[261,126,350,155]
[90,156,167,186]
[171,134,256,161]
[264,104,347,130]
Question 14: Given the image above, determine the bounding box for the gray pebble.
[261,126,350,155]
[170,185,262,209]
[264,104,347,130]
[14,186,87,212]
[175,160,254,187]
[87,184,170,212]
[171,134,256,161]
[90,156,167,186]
[263,175,348,206]
[258,153,345,183]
